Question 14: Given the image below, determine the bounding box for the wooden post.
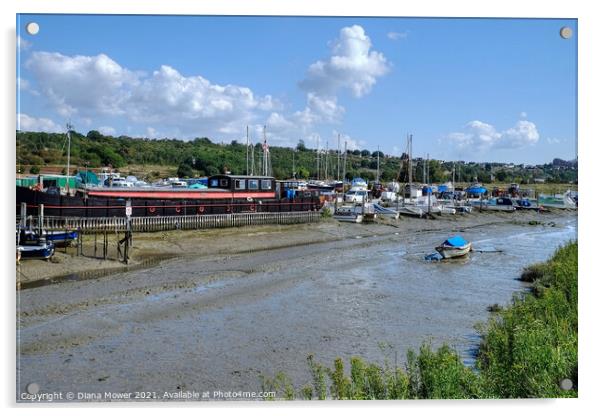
[20,202,27,228]
[39,203,44,237]
[103,230,108,260]
[77,228,82,256]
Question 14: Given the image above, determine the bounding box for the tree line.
[16,130,577,184]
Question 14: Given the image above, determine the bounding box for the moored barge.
[17,174,321,218]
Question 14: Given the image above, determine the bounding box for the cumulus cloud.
[448,119,540,151]
[18,77,39,96]
[23,25,388,147]
[98,126,116,136]
[387,31,408,41]
[25,52,278,138]
[300,25,390,98]
[332,130,364,151]
[17,35,31,50]
[26,52,139,118]
[17,113,63,133]
[287,25,389,136]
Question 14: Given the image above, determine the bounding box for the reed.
[260,241,578,399]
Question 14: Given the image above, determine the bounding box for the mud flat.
[16,210,577,401]
[17,209,573,285]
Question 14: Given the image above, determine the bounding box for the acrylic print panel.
[16,14,578,402]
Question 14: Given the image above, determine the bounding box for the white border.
[2,1,600,415]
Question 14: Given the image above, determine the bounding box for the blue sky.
[17,14,577,164]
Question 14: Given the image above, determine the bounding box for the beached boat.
[465,183,487,198]
[380,191,399,202]
[470,197,516,212]
[373,203,400,219]
[17,240,55,260]
[538,190,577,209]
[333,207,363,223]
[397,205,424,218]
[454,205,473,214]
[435,236,472,259]
[409,196,443,214]
[512,198,540,210]
[18,228,78,247]
[441,205,457,215]
[307,180,335,193]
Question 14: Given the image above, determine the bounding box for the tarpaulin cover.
[444,235,467,247]
[466,186,486,194]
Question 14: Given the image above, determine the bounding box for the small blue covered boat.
[19,229,78,247]
[45,230,78,245]
[17,240,55,260]
[465,183,487,197]
[435,235,472,259]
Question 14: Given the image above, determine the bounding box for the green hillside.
[16,130,577,184]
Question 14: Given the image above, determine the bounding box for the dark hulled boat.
[16,174,321,218]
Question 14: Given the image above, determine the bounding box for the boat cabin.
[207,174,276,193]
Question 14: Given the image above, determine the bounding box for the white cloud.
[546,137,562,144]
[520,111,528,118]
[98,126,116,136]
[299,25,390,98]
[332,130,364,151]
[17,113,63,133]
[387,31,408,41]
[18,77,39,96]
[25,52,282,139]
[501,120,540,148]
[24,26,388,147]
[17,35,31,50]
[447,119,540,151]
[26,52,139,118]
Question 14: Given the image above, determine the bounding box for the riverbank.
[17,209,575,287]
[262,241,578,399]
[16,210,576,400]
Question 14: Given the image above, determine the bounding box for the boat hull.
[16,186,320,218]
[435,242,472,259]
[18,242,55,259]
[333,213,363,223]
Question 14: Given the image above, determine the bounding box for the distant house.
[534,178,546,184]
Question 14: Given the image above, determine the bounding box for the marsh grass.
[261,241,578,399]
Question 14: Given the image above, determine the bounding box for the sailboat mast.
[342,141,347,182]
[292,148,296,179]
[408,134,413,186]
[325,140,329,180]
[337,133,341,181]
[66,121,72,191]
[250,135,255,175]
[316,135,320,180]
[376,145,380,183]
[246,125,249,175]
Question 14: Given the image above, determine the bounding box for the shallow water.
[17,215,577,400]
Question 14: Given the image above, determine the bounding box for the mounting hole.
[559,378,573,391]
[26,22,39,35]
[559,26,572,39]
[26,382,40,394]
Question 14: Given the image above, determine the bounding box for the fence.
[18,211,321,233]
